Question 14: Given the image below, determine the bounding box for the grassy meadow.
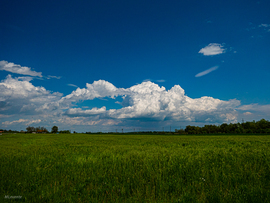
[0,133,270,202]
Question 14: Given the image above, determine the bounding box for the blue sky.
[0,0,270,132]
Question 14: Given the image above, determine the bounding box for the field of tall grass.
[1,133,269,202]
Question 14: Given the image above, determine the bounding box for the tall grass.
[0,133,269,202]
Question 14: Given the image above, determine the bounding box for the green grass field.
[0,133,270,202]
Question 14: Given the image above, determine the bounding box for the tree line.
[0,125,71,134]
[25,126,70,134]
[176,119,270,135]
[1,119,270,135]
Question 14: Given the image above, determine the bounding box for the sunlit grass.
[0,133,269,202]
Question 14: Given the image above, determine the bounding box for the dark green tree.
[220,123,229,133]
[51,126,58,133]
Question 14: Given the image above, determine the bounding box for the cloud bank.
[1,72,268,132]
[199,43,225,56]
[0,75,243,131]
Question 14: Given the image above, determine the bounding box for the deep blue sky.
[1,0,270,132]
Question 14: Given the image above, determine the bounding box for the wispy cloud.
[65,107,107,117]
[156,79,166,83]
[259,24,270,28]
[259,23,270,32]
[67,84,78,87]
[0,60,62,80]
[243,112,252,115]
[0,60,42,77]
[247,23,270,34]
[0,114,11,118]
[2,118,42,126]
[47,75,61,79]
[237,104,270,120]
[142,79,166,83]
[238,104,270,112]
[142,79,151,82]
[2,119,28,125]
[195,66,219,77]
[199,43,225,56]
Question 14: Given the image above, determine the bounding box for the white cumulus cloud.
[0,75,62,115]
[199,43,225,56]
[62,80,240,123]
[60,80,124,105]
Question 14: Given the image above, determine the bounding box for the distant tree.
[257,119,269,132]
[35,126,49,133]
[26,126,35,133]
[220,123,228,133]
[235,123,244,134]
[182,118,270,135]
[185,125,197,134]
[59,130,71,134]
[51,126,58,133]
[40,127,49,133]
[243,121,256,133]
